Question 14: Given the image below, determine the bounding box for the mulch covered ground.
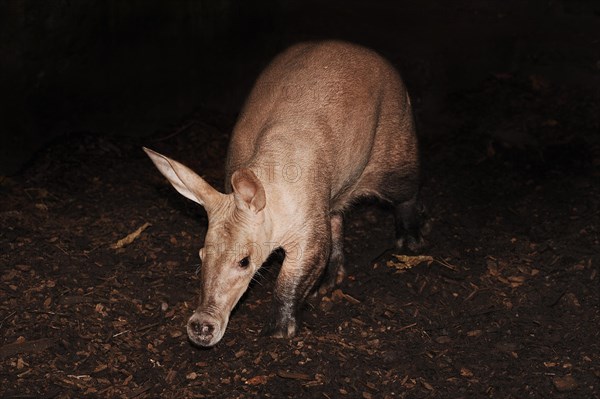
[1,73,599,398]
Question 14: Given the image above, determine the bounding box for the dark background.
[1,0,599,175]
[1,2,599,397]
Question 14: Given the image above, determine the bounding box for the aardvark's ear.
[231,168,265,214]
[143,147,222,209]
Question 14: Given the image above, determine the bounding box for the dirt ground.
[1,68,600,397]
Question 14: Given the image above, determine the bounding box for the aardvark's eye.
[239,256,250,268]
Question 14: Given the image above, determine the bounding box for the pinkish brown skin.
[144,40,426,347]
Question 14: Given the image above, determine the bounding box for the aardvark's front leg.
[263,230,330,338]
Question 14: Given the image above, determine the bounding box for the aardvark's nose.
[187,312,222,347]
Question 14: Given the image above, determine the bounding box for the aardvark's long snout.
[187,311,227,347]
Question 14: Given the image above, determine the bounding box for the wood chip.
[331,289,361,304]
[245,375,268,385]
[387,254,434,271]
[421,379,435,390]
[186,372,198,380]
[277,370,312,380]
[435,336,452,344]
[93,364,108,373]
[553,375,578,392]
[111,222,151,249]
[460,367,474,377]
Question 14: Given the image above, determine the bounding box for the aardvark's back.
[225,40,419,210]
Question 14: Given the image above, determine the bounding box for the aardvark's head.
[144,148,270,347]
